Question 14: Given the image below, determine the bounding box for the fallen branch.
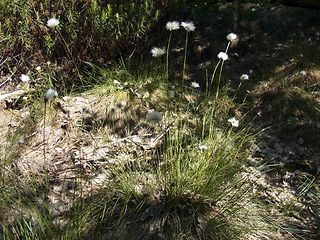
[0,89,34,101]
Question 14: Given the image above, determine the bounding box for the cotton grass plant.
[0,102,59,240]
[43,89,58,167]
[46,17,83,85]
[62,95,264,239]
[56,26,280,240]
[165,21,180,65]
[165,21,180,107]
[181,21,195,86]
[209,33,238,102]
[0,25,273,239]
[0,5,297,239]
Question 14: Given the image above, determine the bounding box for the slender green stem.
[202,115,206,140]
[215,60,225,100]
[179,32,189,112]
[166,32,172,113]
[212,41,231,99]
[211,59,221,84]
[210,41,231,86]
[182,32,189,86]
[57,30,83,85]
[205,69,208,96]
[43,102,46,167]
[166,32,172,81]
[46,62,53,88]
[43,101,49,190]
[225,41,231,53]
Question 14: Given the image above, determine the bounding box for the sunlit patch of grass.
[5,4,319,238]
[0,60,283,240]
[47,85,282,240]
[0,100,51,238]
[62,126,263,240]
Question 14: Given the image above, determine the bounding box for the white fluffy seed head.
[181,21,195,32]
[146,111,163,125]
[240,74,249,80]
[151,47,166,57]
[47,18,59,28]
[300,70,307,76]
[198,145,208,150]
[217,52,228,61]
[166,21,180,31]
[228,117,239,127]
[113,79,121,85]
[45,89,58,102]
[191,82,200,88]
[227,33,237,41]
[20,74,30,82]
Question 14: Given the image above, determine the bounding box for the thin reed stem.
[211,59,221,84]
[43,101,46,167]
[182,32,189,86]
[205,69,209,96]
[225,41,231,53]
[43,100,49,189]
[57,30,83,85]
[166,32,172,112]
[215,60,225,100]
[166,32,172,81]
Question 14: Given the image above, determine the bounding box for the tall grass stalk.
[166,32,172,83]
[182,31,189,87]
[225,40,231,53]
[43,100,47,171]
[57,30,83,85]
[216,59,225,100]
[210,59,222,84]
[165,32,172,113]
[211,38,234,102]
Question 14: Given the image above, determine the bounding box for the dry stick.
[0,70,16,88]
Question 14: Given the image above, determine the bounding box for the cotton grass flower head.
[120,100,127,109]
[146,111,163,125]
[228,117,239,127]
[191,81,200,88]
[217,52,228,61]
[110,105,118,111]
[240,74,249,80]
[198,145,208,151]
[44,89,58,102]
[20,74,30,83]
[113,79,121,85]
[46,18,59,28]
[181,21,195,32]
[151,47,166,57]
[166,21,180,31]
[227,33,237,41]
[300,70,307,76]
